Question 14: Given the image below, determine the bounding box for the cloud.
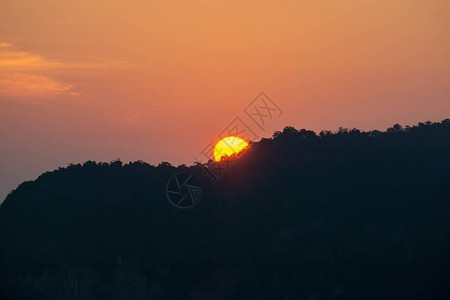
[0,42,13,48]
[0,73,80,98]
[0,43,77,98]
[0,42,123,99]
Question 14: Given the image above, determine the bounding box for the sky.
[1,0,449,201]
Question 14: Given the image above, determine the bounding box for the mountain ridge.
[1,119,450,299]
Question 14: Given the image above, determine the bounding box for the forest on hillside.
[1,120,450,299]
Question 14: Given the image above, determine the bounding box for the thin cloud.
[0,73,80,98]
[0,43,124,99]
[0,42,13,48]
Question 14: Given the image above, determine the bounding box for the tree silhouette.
[1,119,450,299]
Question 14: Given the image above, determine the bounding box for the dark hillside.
[1,120,450,299]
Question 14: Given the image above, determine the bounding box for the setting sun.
[214,136,249,161]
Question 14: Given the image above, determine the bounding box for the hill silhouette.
[1,120,450,299]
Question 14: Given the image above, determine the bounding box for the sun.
[214,136,249,161]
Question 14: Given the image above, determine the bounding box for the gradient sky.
[1,0,449,201]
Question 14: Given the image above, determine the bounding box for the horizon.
[1,118,449,202]
[1,118,447,203]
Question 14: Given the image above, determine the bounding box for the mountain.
[1,120,450,299]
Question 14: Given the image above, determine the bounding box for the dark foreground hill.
[1,120,450,299]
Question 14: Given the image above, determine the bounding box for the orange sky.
[1,0,449,200]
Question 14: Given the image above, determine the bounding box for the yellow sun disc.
[214,136,249,161]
